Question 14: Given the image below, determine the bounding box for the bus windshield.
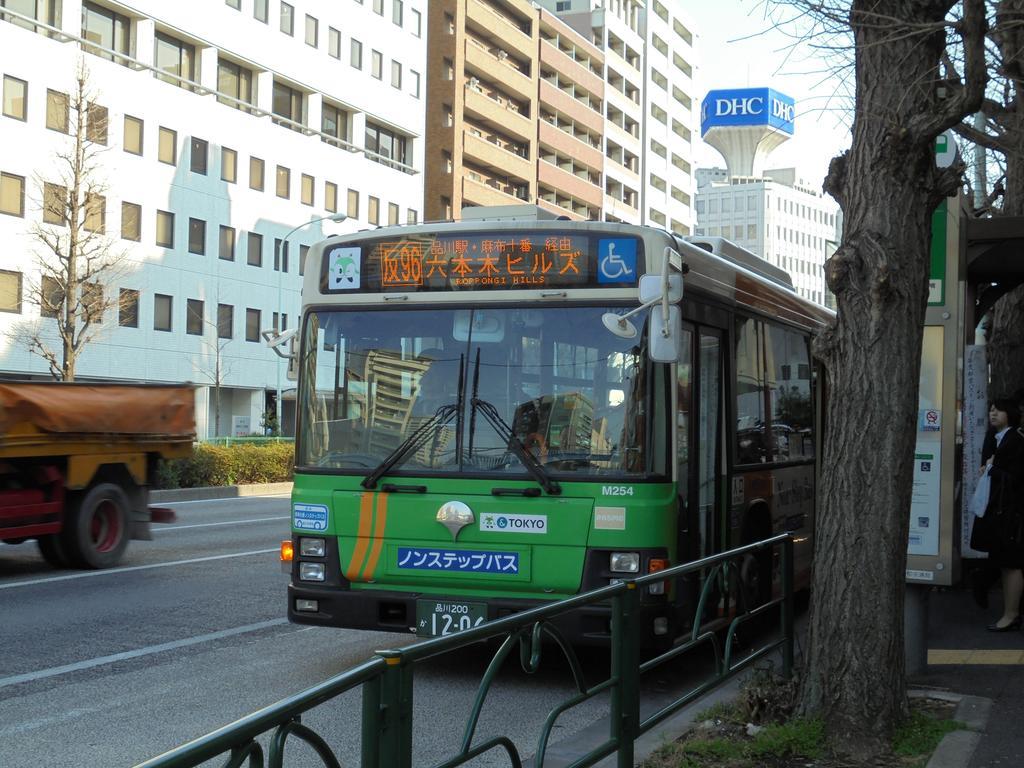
[296,306,663,479]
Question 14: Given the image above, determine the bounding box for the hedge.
[156,442,294,489]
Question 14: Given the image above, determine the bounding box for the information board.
[321,232,644,293]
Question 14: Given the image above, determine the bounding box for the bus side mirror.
[648,305,680,362]
[263,328,300,380]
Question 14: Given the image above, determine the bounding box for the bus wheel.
[62,483,131,569]
[38,535,70,568]
[739,513,773,612]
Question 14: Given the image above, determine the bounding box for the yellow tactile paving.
[929,649,1024,664]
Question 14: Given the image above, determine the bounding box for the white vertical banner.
[962,345,989,558]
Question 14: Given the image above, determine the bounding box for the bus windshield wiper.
[361,403,458,490]
[471,397,561,496]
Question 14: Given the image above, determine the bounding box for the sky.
[685,0,853,192]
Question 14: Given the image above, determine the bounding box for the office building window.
[156,210,174,247]
[186,299,204,335]
[411,8,421,36]
[247,232,263,266]
[190,137,208,174]
[321,102,348,146]
[0,270,21,313]
[350,39,362,69]
[43,182,66,225]
[3,76,27,120]
[325,181,338,213]
[272,81,303,127]
[123,115,143,154]
[347,189,359,218]
[254,0,268,22]
[368,196,379,225]
[392,0,403,26]
[154,294,172,331]
[225,0,240,8]
[217,303,233,339]
[305,14,318,47]
[410,70,420,98]
[245,308,261,342]
[84,193,105,233]
[249,156,264,190]
[371,50,383,79]
[276,165,290,198]
[329,27,341,58]
[158,127,176,164]
[119,288,138,327]
[217,59,255,112]
[274,238,289,271]
[121,201,141,241]
[407,208,418,224]
[280,2,294,34]
[82,2,131,62]
[219,225,235,260]
[373,0,384,15]
[365,122,407,165]
[40,276,63,319]
[154,32,196,88]
[188,217,206,254]
[301,174,314,206]
[299,244,309,276]
[388,202,399,225]
[391,60,401,89]
[46,90,69,133]
[221,147,237,182]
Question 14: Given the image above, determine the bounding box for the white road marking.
[0,619,289,690]
[159,494,290,506]
[0,549,279,590]
[157,516,290,531]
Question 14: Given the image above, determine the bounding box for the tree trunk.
[799,0,980,759]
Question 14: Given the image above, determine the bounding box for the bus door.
[676,328,723,560]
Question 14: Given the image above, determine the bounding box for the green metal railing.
[135,534,795,768]
[200,437,295,447]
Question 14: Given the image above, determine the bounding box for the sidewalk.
[912,583,1024,767]
[150,482,293,503]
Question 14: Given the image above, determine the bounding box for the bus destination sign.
[321,231,643,293]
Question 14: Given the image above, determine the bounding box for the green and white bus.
[280,205,832,645]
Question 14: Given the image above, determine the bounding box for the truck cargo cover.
[0,383,195,438]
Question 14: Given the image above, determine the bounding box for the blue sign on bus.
[700,88,795,137]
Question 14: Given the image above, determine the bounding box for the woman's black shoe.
[986,617,1022,632]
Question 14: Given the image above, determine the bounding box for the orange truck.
[0,382,195,568]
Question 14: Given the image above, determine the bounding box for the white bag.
[970,467,991,518]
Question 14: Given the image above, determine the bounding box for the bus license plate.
[415,600,486,637]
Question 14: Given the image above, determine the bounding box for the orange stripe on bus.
[345,492,375,582]
[362,493,389,580]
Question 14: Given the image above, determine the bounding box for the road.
[0,494,623,768]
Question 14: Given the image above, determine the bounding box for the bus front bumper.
[287,583,674,646]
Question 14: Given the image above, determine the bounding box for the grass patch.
[893,710,963,759]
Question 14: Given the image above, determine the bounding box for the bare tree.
[769,0,987,760]
[16,60,129,381]
[952,0,1024,396]
[190,301,235,438]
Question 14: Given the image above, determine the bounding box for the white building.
[535,0,698,234]
[695,88,839,306]
[0,0,426,437]
[695,168,840,306]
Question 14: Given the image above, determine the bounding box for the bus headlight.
[610,552,640,573]
[299,537,326,557]
[299,562,326,581]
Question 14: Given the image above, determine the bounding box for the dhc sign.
[700,88,796,137]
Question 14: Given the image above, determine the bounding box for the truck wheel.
[62,483,131,569]
[38,535,70,568]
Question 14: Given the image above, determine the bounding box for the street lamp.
[274,212,348,434]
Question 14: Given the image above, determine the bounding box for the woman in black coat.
[979,399,1024,631]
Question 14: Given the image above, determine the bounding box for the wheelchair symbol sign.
[597,239,637,284]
